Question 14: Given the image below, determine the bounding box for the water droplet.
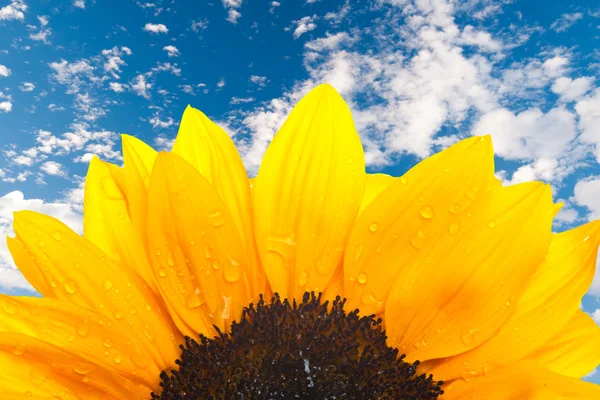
[420,205,435,219]
[156,249,162,256]
[2,299,18,314]
[63,280,78,294]
[266,236,297,262]
[298,270,308,286]
[102,339,112,348]
[76,321,90,337]
[190,239,196,246]
[436,328,442,334]
[206,210,226,227]
[409,230,426,250]
[113,309,124,320]
[584,235,590,242]
[37,240,45,248]
[211,260,221,270]
[13,344,25,355]
[72,363,95,375]
[361,293,383,308]
[488,220,496,229]
[185,293,203,310]
[142,325,156,343]
[158,268,167,277]
[204,245,212,259]
[51,231,62,241]
[113,354,123,364]
[449,204,462,214]
[369,222,379,232]
[129,308,137,315]
[101,176,124,200]
[449,223,460,235]
[353,245,364,262]
[505,300,511,306]
[400,177,407,184]
[102,280,113,291]
[50,280,58,288]
[462,328,479,346]
[357,272,368,284]
[166,253,175,266]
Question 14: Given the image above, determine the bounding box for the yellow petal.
[345,136,555,362]
[83,156,157,291]
[146,152,250,336]
[0,333,146,399]
[173,106,265,296]
[8,211,182,370]
[0,295,161,389]
[358,173,394,217]
[443,360,600,400]
[528,310,600,379]
[345,136,499,317]
[252,84,366,299]
[425,220,600,380]
[121,134,157,248]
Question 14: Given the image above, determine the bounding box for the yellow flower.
[2,84,600,399]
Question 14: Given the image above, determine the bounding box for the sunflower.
[2,84,600,399]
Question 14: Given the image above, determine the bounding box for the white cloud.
[131,74,152,98]
[573,176,600,220]
[222,0,242,23]
[472,107,577,163]
[592,309,600,326]
[227,9,241,24]
[191,19,208,32]
[102,46,132,77]
[73,0,85,9]
[217,77,226,88]
[0,64,11,77]
[0,101,12,112]
[305,32,354,52]
[459,25,502,52]
[575,89,600,160]
[40,161,67,177]
[230,96,255,104]
[0,0,27,21]
[269,1,280,13]
[29,15,51,43]
[48,103,64,112]
[109,81,126,93]
[143,23,168,34]
[149,114,174,128]
[249,75,268,88]
[0,190,82,292]
[293,15,317,39]
[552,76,594,102]
[163,45,180,57]
[550,12,583,33]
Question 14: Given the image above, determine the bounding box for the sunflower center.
[152,293,443,399]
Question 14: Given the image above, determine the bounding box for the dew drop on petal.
[420,205,435,219]
[449,223,460,235]
[158,268,167,277]
[76,321,90,337]
[102,280,113,291]
[298,270,308,286]
[369,222,379,232]
[488,220,496,229]
[63,280,78,294]
[51,231,62,241]
[357,272,368,284]
[113,354,123,364]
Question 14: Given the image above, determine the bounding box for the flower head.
[2,84,600,399]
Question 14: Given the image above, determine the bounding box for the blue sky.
[1,0,600,383]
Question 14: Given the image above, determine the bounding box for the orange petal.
[83,156,157,291]
[0,333,147,399]
[528,310,600,379]
[146,152,250,336]
[173,106,265,297]
[443,360,600,399]
[426,220,600,380]
[252,84,366,299]
[8,211,182,370]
